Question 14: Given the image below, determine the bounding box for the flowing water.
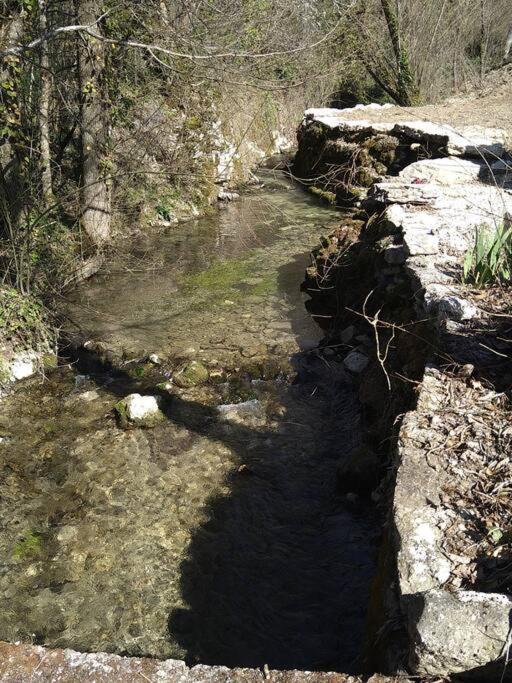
[0,172,379,673]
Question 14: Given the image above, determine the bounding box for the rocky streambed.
[0,171,381,675]
[3,105,511,682]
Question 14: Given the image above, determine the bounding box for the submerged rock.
[217,399,266,425]
[218,190,240,201]
[115,394,164,428]
[173,361,209,388]
[343,350,369,374]
[340,325,356,345]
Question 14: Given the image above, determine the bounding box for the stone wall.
[298,106,512,680]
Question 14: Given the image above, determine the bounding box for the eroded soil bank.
[0,172,380,673]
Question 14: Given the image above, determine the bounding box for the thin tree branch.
[1,16,342,60]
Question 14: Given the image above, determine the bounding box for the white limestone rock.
[399,157,484,185]
[405,589,512,678]
[9,353,36,381]
[218,190,240,202]
[217,399,266,425]
[117,393,164,428]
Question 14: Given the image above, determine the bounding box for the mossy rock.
[376,235,395,251]
[335,184,365,205]
[173,360,209,388]
[127,364,149,379]
[114,399,130,428]
[42,352,58,370]
[0,358,9,384]
[364,135,399,167]
[321,139,358,164]
[308,186,336,205]
[354,166,378,188]
[307,122,328,142]
[115,394,165,429]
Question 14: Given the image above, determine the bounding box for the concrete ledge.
[303,109,506,158]
[0,642,398,683]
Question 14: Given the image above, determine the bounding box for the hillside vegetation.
[0,0,510,344]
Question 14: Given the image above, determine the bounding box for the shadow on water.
[166,381,378,673]
[69,248,379,673]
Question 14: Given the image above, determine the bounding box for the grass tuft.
[462,222,512,288]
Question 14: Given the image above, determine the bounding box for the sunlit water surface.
[0,172,379,672]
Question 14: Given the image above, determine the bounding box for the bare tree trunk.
[505,27,512,62]
[39,0,53,204]
[75,0,111,248]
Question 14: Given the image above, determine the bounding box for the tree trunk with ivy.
[0,13,28,290]
[380,0,418,106]
[75,0,111,249]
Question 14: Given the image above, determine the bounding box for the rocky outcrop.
[298,107,512,680]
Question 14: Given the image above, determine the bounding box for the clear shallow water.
[0,172,379,672]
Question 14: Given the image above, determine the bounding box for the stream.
[0,171,379,673]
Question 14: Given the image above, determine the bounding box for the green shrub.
[463,223,512,288]
[0,287,51,350]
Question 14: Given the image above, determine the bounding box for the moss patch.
[0,287,52,352]
[127,364,148,378]
[114,399,129,429]
[181,258,252,293]
[42,352,58,370]
[249,271,278,296]
[0,358,10,384]
[13,531,45,560]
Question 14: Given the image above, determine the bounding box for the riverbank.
[299,95,512,679]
